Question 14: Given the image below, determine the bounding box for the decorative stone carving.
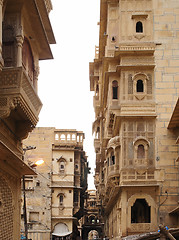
[0,67,42,139]
[107,136,120,149]
[0,97,15,118]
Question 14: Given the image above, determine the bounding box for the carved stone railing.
[118,45,155,53]
[130,223,151,233]
[121,170,155,183]
[107,164,120,179]
[54,131,84,147]
[0,67,42,126]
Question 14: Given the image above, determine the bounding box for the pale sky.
[37,0,100,189]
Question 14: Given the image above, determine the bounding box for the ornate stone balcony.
[53,130,84,148]
[107,164,120,179]
[120,169,156,185]
[0,67,42,138]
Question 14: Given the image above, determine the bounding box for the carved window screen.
[2,25,15,67]
[22,38,34,85]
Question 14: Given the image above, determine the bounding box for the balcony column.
[34,65,39,91]
[16,35,24,67]
[0,0,4,70]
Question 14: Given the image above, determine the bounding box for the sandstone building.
[90,0,179,239]
[82,189,103,239]
[0,0,55,239]
[22,127,89,240]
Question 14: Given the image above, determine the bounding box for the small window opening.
[136,21,143,33]
[111,155,115,165]
[59,195,63,204]
[60,164,64,169]
[36,181,40,187]
[131,199,151,223]
[96,84,99,96]
[137,80,144,92]
[59,161,65,172]
[74,190,78,203]
[112,80,118,99]
[89,216,96,224]
[137,144,145,159]
[112,36,116,42]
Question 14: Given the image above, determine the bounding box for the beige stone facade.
[0,1,55,239]
[22,127,89,240]
[90,0,179,239]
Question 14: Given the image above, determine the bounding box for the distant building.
[0,0,55,239]
[82,190,104,239]
[90,0,179,239]
[22,127,89,240]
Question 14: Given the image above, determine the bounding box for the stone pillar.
[34,65,40,91]
[16,35,24,67]
[0,0,4,70]
[121,191,127,236]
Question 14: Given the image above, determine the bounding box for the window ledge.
[132,13,148,19]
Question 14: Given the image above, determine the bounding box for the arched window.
[55,133,59,140]
[137,144,145,159]
[60,134,66,140]
[136,80,144,92]
[136,21,143,33]
[58,159,66,172]
[133,137,150,165]
[67,134,71,140]
[131,199,151,223]
[112,80,118,99]
[72,134,76,141]
[89,215,96,224]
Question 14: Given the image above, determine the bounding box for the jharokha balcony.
[0,67,42,138]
